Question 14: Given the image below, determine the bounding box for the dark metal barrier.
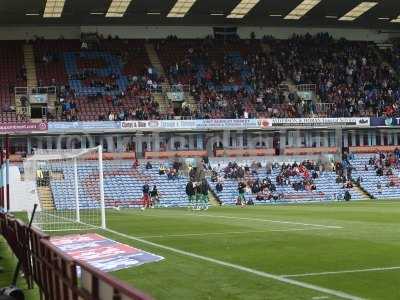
[0,213,153,300]
[0,213,33,289]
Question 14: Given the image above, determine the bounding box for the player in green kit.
[195,181,202,210]
[200,178,209,210]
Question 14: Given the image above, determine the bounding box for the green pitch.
[5,200,400,299]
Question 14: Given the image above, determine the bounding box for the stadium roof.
[3,0,400,29]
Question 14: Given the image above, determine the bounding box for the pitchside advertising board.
[120,119,271,131]
[0,122,48,133]
[270,117,370,127]
[120,118,370,131]
[51,233,164,273]
[371,117,400,127]
[0,118,375,134]
[48,121,121,132]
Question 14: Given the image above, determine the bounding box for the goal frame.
[26,145,106,232]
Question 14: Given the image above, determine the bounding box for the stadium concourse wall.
[0,25,397,42]
[4,146,400,163]
[1,117,400,160]
[0,212,153,300]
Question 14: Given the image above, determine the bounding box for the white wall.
[0,25,397,42]
[8,166,39,212]
[0,26,80,40]
[238,26,394,42]
[82,26,214,39]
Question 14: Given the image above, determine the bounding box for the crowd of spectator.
[60,99,78,121]
[212,160,327,203]
[336,149,400,192]
[158,160,182,181]
[367,150,400,179]
[274,33,400,117]
[26,33,400,122]
[159,33,400,119]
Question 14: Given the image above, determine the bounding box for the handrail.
[14,86,57,96]
[0,212,153,300]
[297,84,316,92]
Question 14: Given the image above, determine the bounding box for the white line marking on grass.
[270,228,334,232]
[104,228,363,300]
[282,266,400,278]
[312,296,330,300]
[117,210,343,229]
[188,214,343,229]
[139,228,330,239]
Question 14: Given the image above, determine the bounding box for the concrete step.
[23,44,37,87]
[208,191,220,206]
[37,186,55,210]
[144,43,166,78]
[352,185,372,200]
[185,95,196,106]
[153,92,170,114]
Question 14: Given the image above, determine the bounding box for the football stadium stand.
[41,160,190,210]
[351,153,400,199]
[28,156,379,210]
[207,158,364,205]
[0,33,398,122]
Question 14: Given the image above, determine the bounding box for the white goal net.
[25,146,106,232]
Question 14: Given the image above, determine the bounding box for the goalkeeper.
[186,180,196,209]
[237,181,246,207]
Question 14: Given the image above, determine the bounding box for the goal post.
[24,146,106,232]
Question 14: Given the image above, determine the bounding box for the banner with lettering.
[51,233,164,273]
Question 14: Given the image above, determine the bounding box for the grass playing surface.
[5,200,400,299]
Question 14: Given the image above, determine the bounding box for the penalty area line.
[104,227,362,300]
[139,227,334,239]
[186,214,343,229]
[114,210,343,229]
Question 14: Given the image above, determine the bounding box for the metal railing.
[16,106,31,117]
[297,84,316,93]
[315,103,335,115]
[278,83,290,93]
[0,212,153,300]
[14,86,57,96]
[41,106,48,118]
[148,84,190,93]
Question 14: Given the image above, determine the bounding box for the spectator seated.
[207,157,364,205]
[351,150,400,199]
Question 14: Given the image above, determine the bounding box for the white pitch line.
[187,214,343,229]
[118,210,343,229]
[282,266,400,278]
[104,228,362,300]
[139,227,329,239]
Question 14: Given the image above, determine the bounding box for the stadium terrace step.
[144,43,171,114]
[37,186,55,210]
[23,44,38,88]
[351,185,372,200]
[208,190,220,206]
[145,43,166,78]
[152,92,170,113]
